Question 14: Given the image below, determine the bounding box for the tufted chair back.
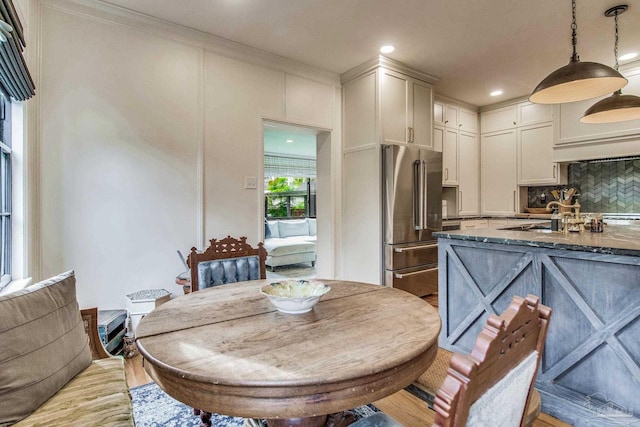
[187,236,267,292]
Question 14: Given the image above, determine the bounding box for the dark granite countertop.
[434,224,640,257]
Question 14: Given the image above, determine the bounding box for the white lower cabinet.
[481,129,517,215]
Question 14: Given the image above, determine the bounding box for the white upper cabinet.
[481,105,517,133]
[552,65,640,162]
[434,99,445,126]
[436,98,479,215]
[381,69,434,150]
[481,99,562,188]
[412,81,435,149]
[517,122,563,185]
[459,108,478,133]
[445,105,458,128]
[517,102,552,127]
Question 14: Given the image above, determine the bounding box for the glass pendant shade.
[581,90,640,123]
[529,60,627,104]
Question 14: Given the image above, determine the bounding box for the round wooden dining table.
[136,279,441,427]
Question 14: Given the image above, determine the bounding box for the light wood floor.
[125,355,568,427]
[125,293,569,426]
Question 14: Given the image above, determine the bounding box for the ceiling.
[101,0,640,107]
[264,123,318,158]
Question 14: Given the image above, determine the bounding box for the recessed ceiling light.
[380,45,395,54]
[619,52,638,61]
[490,90,503,97]
[285,139,294,143]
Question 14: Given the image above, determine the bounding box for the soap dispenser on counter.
[551,208,561,232]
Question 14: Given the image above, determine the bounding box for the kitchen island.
[434,225,640,427]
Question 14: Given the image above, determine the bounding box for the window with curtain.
[0,0,35,101]
[0,0,34,288]
[0,93,10,286]
[264,155,316,219]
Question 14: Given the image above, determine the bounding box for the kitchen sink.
[502,223,553,232]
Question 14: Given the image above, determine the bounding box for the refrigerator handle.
[413,160,421,230]
[413,159,427,230]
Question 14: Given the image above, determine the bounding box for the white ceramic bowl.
[260,280,331,314]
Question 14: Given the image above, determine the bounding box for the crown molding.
[341,55,439,85]
[38,0,341,87]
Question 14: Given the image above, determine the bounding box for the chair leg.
[193,408,212,427]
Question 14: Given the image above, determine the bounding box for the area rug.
[266,263,316,280]
[131,382,379,427]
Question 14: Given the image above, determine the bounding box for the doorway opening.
[263,121,321,281]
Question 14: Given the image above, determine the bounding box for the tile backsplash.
[528,157,640,213]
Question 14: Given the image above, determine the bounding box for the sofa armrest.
[81,308,112,360]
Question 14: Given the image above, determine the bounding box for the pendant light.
[581,5,640,124]
[529,0,627,104]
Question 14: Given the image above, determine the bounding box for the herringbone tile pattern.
[527,158,640,213]
[568,159,640,213]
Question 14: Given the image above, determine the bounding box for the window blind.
[264,155,316,178]
[0,0,34,101]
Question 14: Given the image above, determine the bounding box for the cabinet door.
[518,102,552,127]
[458,132,479,215]
[445,105,458,128]
[412,81,434,150]
[518,122,559,185]
[381,70,409,145]
[433,125,444,153]
[481,130,517,215]
[555,69,640,145]
[443,128,458,185]
[481,105,517,133]
[459,108,478,133]
[434,99,445,126]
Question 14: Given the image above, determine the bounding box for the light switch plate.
[244,176,257,189]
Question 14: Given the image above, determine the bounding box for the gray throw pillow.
[0,270,93,425]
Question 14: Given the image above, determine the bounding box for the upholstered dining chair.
[351,294,552,427]
[186,235,267,426]
[187,235,268,293]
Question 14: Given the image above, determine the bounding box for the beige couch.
[0,271,134,427]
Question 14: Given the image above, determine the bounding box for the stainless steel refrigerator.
[382,144,442,296]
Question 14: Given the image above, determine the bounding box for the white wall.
[31,0,340,309]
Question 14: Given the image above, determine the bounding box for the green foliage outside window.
[266,177,306,218]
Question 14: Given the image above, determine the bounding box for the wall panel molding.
[38,0,340,87]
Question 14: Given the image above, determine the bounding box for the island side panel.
[437,236,640,427]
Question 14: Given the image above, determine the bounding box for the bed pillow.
[0,270,93,425]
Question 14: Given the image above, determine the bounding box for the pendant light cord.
[614,10,619,71]
[571,0,579,62]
